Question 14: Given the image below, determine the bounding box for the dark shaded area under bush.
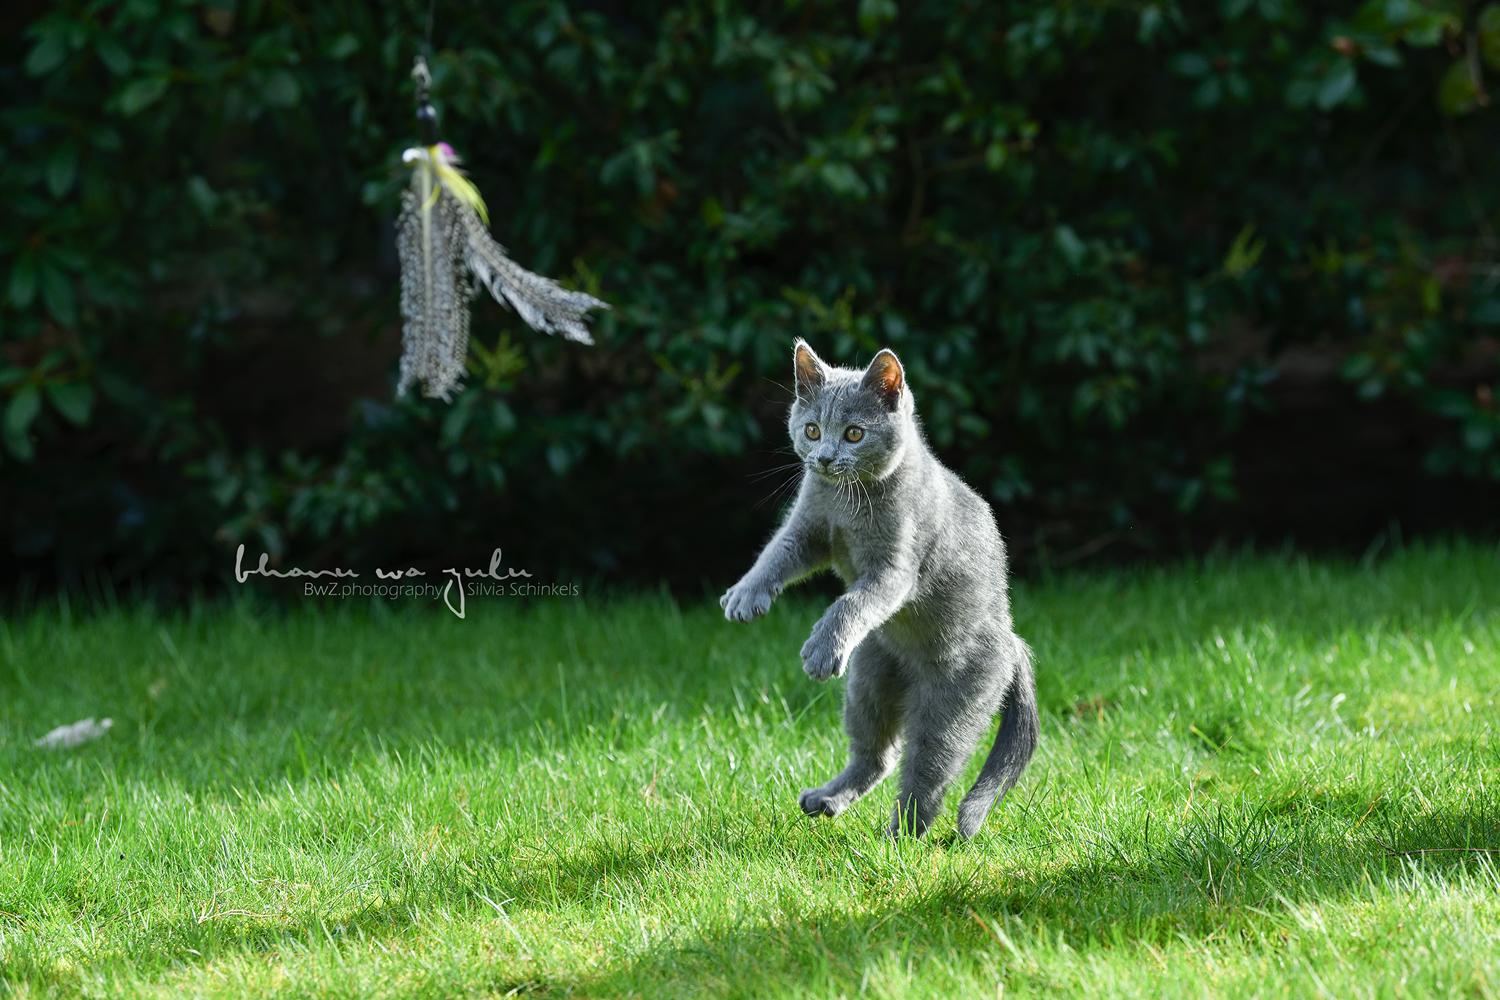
[5,353,1493,598]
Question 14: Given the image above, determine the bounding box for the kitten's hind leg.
[889,680,998,839]
[799,638,905,819]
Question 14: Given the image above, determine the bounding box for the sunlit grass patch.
[2,542,1499,998]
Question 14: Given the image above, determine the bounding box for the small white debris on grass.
[35,717,113,750]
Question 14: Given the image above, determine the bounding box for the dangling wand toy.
[395,56,608,400]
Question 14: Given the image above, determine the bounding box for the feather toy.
[395,56,607,400]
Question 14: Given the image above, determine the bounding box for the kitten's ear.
[862,349,905,408]
[793,339,829,397]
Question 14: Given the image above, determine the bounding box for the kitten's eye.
[844,426,864,443]
[805,423,821,440]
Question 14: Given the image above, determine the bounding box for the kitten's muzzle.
[808,456,843,480]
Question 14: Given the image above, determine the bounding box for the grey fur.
[720,340,1038,839]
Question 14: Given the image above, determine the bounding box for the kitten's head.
[787,339,914,482]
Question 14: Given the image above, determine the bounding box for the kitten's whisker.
[749,462,807,483]
[756,470,804,508]
[838,472,864,516]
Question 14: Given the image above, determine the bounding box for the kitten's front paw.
[720,578,776,622]
[799,632,849,682]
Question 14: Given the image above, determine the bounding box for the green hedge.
[3,0,1499,584]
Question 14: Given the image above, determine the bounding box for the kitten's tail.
[957,637,1039,839]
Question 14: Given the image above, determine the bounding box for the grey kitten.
[721,340,1038,839]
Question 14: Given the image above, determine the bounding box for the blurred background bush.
[2,0,1499,594]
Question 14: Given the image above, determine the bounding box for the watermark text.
[236,545,571,618]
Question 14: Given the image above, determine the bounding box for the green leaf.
[25,34,68,76]
[12,195,50,219]
[1054,225,1086,268]
[491,399,516,434]
[327,32,360,60]
[700,197,725,227]
[187,175,220,216]
[1261,0,1289,19]
[1170,53,1211,77]
[3,434,32,462]
[1421,276,1442,314]
[4,386,41,461]
[8,254,37,309]
[95,35,134,75]
[1481,5,1500,71]
[3,386,38,431]
[1471,299,1500,325]
[121,0,159,19]
[857,0,897,36]
[40,264,77,327]
[118,76,169,116]
[1316,59,1357,109]
[46,246,86,272]
[441,392,477,446]
[1138,5,1166,43]
[1438,59,1479,116]
[47,143,78,198]
[1403,12,1459,47]
[1222,224,1266,277]
[1360,37,1402,68]
[1285,75,1318,108]
[1425,387,1473,419]
[46,382,94,426]
[263,70,300,107]
[1176,477,1204,512]
[1357,0,1460,43]
[360,176,405,207]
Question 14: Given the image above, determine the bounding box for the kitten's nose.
[817,456,832,469]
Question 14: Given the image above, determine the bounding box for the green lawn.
[3,545,1500,998]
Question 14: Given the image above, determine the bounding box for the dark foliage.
[2,0,1498,589]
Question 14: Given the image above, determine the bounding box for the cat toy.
[395,55,608,400]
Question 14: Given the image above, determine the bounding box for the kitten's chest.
[827,526,865,584]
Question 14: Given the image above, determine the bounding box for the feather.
[394,143,608,401]
[453,200,606,345]
[395,178,473,400]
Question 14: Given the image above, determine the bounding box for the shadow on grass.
[544,801,1500,998]
[12,799,1492,996]
[1374,798,1500,864]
